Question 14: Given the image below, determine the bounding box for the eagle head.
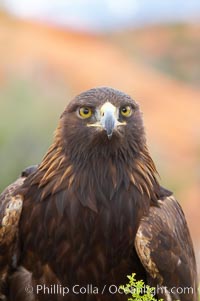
[59,87,146,159]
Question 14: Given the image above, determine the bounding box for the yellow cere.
[120,106,132,117]
[79,107,92,119]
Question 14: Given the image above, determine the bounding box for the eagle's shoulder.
[135,189,198,300]
[0,165,37,298]
[0,165,38,247]
[0,178,24,246]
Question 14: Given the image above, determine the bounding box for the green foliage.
[0,76,70,192]
[120,273,163,301]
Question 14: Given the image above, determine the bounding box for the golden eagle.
[0,87,198,301]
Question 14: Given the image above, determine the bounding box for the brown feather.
[135,194,198,301]
[0,165,37,299]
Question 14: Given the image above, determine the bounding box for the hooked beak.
[100,102,117,139]
[87,101,126,139]
[100,102,125,139]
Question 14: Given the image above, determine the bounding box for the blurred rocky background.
[0,0,200,274]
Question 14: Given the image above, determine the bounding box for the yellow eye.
[79,107,92,119]
[120,105,132,117]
